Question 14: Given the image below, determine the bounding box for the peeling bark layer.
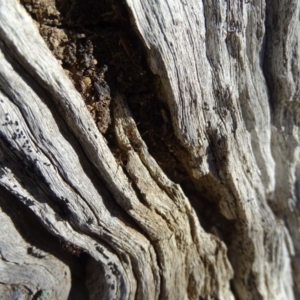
[0,0,299,299]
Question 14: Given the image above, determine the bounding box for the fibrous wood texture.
[0,0,299,299]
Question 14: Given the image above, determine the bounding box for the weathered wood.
[0,0,299,299]
[0,203,71,299]
[125,0,299,299]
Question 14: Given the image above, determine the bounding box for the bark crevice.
[0,0,299,299]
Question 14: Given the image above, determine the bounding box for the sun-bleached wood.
[0,206,71,299]
[0,0,299,299]
[126,0,298,299]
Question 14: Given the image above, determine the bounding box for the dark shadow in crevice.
[182,175,235,243]
[262,0,276,117]
[18,0,240,251]
[22,0,240,280]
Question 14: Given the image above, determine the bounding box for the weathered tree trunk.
[0,0,299,299]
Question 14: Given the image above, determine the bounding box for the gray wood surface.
[0,0,299,299]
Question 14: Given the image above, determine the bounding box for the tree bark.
[0,0,299,299]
